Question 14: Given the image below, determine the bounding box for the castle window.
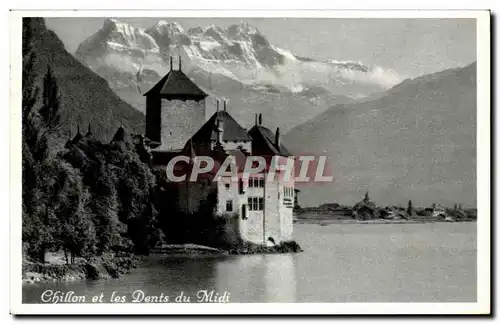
[238,179,244,194]
[252,198,259,211]
[248,197,264,211]
[259,179,264,188]
[226,200,233,212]
[225,183,230,190]
[242,205,247,220]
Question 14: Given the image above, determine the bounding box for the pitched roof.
[226,149,250,172]
[111,126,130,143]
[187,111,252,148]
[144,69,208,99]
[71,130,83,144]
[248,125,292,157]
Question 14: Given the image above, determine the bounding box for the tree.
[407,200,413,216]
[22,18,39,122]
[22,18,41,221]
[22,17,160,261]
[22,18,80,262]
[113,141,158,253]
[22,18,50,262]
[39,65,61,133]
[63,133,160,255]
[49,160,97,262]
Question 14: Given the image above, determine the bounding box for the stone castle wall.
[160,99,205,150]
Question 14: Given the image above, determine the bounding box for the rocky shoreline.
[22,241,303,284]
[227,240,303,255]
[22,254,140,284]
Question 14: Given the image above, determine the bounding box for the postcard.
[9,9,490,315]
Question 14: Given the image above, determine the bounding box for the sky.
[45,17,477,79]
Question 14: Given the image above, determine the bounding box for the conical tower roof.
[111,125,131,143]
[144,57,207,100]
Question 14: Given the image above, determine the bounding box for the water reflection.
[213,254,297,302]
[22,223,477,303]
[262,255,297,302]
[23,253,297,303]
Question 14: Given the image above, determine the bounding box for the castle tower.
[144,56,208,152]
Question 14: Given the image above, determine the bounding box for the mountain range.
[74,18,402,132]
[284,62,477,207]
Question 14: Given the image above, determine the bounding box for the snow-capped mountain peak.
[75,18,402,101]
[103,18,119,28]
[145,20,191,47]
[147,20,185,35]
[202,25,225,42]
[76,18,159,58]
[226,21,260,40]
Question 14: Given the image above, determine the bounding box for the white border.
[8,9,494,18]
[9,9,491,315]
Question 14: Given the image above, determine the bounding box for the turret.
[275,127,280,148]
[144,55,208,152]
[85,122,92,137]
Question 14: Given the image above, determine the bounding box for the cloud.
[99,51,403,95]
[347,65,403,89]
[223,57,403,92]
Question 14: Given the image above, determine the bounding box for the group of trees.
[22,19,162,264]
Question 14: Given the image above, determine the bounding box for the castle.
[144,57,294,245]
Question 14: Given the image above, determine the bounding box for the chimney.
[87,122,92,136]
[178,55,182,71]
[217,115,224,143]
[170,56,173,70]
[254,114,258,125]
[216,99,220,112]
[258,113,262,125]
[275,127,280,148]
[223,100,227,111]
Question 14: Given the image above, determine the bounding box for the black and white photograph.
[9,9,490,315]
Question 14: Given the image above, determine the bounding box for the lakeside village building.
[143,57,295,245]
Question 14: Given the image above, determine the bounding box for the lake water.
[23,222,477,303]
